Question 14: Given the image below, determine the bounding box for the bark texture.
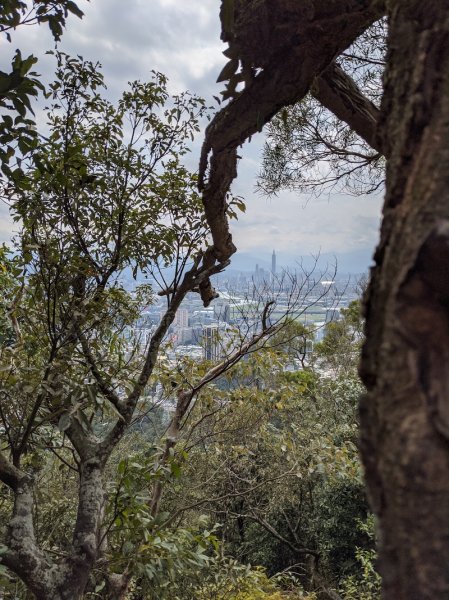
[360,2,449,598]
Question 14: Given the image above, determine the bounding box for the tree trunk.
[360,2,449,599]
[6,459,105,600]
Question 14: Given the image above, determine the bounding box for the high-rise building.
[213,296,230,323]
[271,250,276,275]
[203,325,220,361]
[178,327,193,344]
[174,308,189,328]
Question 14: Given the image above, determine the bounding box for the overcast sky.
[0,0,383,273]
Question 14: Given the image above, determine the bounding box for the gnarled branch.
[198,0,386,289]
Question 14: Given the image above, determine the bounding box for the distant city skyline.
[227,247,372,276]
[134,267,361,363]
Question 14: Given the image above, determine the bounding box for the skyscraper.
[271,249,276,276]
[203,325,220,361]
[174,308,189,328]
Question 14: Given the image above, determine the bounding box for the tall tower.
[203,325,220,361]
[271,249,276,276]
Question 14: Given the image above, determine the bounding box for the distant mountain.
[229,248,373,276]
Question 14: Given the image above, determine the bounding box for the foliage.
[1,51,208,453]
[0,0,84,41]
[14,51,207,269]
[0,50,43,182]
[156,324,372,595]
[0,203,377,598]
[102,451,218,596]
[0,14,383,597]
[99,438,310,600]
[0,50,324,600]
[0,1,85,181]
[314,300,364,374]
[339,516,381,600]
[0,245,20,345]
[195,567,311,600]
[0,53,215,598]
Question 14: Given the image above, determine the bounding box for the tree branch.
[3,474,48,598]
[76,327,124,415]
[161,467,299,529]
[230,510,319,559]
[149,313,284,517]
[312,61,383,153]
[0,451,22,490]
[99,257,226,455]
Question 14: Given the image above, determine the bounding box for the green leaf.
[19,55,38,76]
[171,462,181,478]
[66,1,84,19]
[0,74,13,95]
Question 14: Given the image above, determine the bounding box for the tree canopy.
[0,1,86,183]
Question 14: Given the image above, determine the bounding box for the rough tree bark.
[359,2,449,599]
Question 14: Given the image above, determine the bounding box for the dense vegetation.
[0,42,377,596]
[2,1,449,599]
[1,210,378,598]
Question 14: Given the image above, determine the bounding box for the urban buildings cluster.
[127,251,360,365]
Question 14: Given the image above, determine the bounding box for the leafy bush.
[339,516,381,600]
[195,567,312,600]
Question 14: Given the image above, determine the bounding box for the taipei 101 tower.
[271,249,276,276]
